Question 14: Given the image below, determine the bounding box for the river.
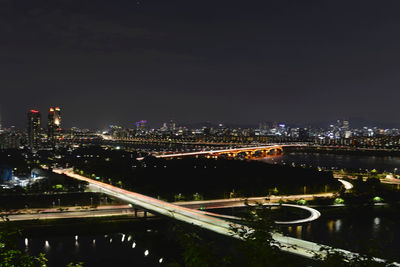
[261,152,400,172]
[19,210,400,265]
[17,220,180,267]
[280,207,400,262]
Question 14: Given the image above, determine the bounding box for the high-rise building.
[136,120,147,131]
[160,122,168,132]
[27,109,41,149]
[342,119,350,130]
[0,127,23,149]
[299,127,309,140]
[48,107,62,144]
[169,120,176,131]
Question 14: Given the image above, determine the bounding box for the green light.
[334,198,344,205]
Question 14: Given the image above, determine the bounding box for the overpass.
[137,143,306,160]
[53,168,397,265]
[196,203,321,225]
[176,192,335,209]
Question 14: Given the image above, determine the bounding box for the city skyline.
[1,106,400,130]
[0,107,400,130]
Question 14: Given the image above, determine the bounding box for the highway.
[5,206,149,221]
[338,179,354,190]
[1,192,323,225]
[381,177,400,185]
[53,168,398,265]
[334,173,400,186]
[3,202,319,225]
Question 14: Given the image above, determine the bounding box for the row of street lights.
[51,196,109,209]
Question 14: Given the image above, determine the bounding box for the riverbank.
[288,146,400,156]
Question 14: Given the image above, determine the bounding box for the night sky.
[1,0,400,129]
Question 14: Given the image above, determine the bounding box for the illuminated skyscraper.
[342,119,350,130]
[136,120,147,131]
[27,109,41,149]
[48,107,61,144]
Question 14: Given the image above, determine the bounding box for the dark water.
[262,152,400,172]
[17,212,400,265]
[18,222,180,267]
[280,209,400,261]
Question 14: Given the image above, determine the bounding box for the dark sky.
[1,0,400,129]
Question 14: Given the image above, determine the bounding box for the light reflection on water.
[295,226,302,238]
[334,219,342,233]
[44,240,50,251]
[372,217,381,237]
[306,224,311,235]
[19,231,173,266]
[327,220,334,234]
[325,219,344,234]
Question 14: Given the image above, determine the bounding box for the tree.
[229,203,301,267]
[0,216,47,267]
[193,193,203,201]
[314,246,389,267]
[174,226,226,267]
[0,215,84,267]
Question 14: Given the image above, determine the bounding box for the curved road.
[195,203,321,225]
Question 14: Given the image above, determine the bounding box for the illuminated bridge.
[53,168,397,265]
[138,143,306,160]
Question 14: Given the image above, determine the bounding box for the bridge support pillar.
[134,208,138,217]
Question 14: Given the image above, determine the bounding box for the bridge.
[137,144,305,160]
[195,203,321,225]
[53,168,397,265]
